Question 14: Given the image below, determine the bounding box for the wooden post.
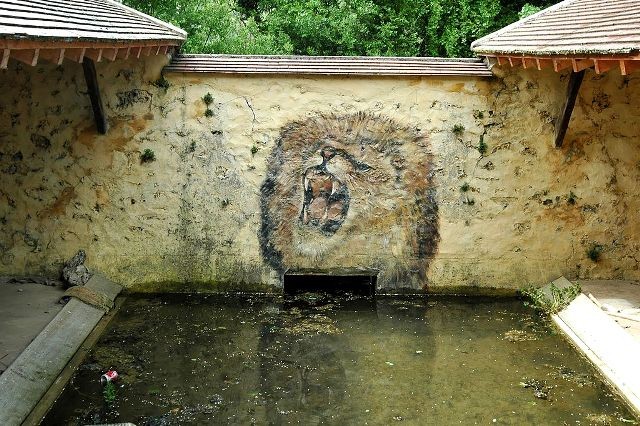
[555,70,585,148]
[82,58,108,134]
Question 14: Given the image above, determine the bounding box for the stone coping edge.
[552,291,640,417]
[0,275,122,426]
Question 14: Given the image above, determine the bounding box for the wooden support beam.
[116,47,131,60]
[571,59,593,72]
[594,59,619,74]
[84,48,103,62]
[535,58,553,70]
[65,48,85,63]
[39,48,65,65]
[522,58,537,69]
[620,60,640,75]
[496,56,507,66]
[82,58,108,135]
[555,70,585,148]
[553,59,573,72]
[508,56,522,68]
[11,49,39,66]
[140,46,152,57]
[102,48,118,61]
[1,49,10,69]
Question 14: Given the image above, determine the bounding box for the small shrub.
[251,145,258,156]
[204,108,214,118]
[567,191,577,205]
[152,76,170,90]
[221,198,230,208]
[452,124,465,135]
[473,110,484,119]
[203,93,214,105]
[188,141,196,153]
[587,244,603,262]
[520,282,581,314]
[478,139,488,155]
[460,182,470,192]
[140,148,156,163]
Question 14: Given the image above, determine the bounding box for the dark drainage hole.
[283,274,376,296]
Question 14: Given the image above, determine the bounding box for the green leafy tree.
[126,0,554,57]
[124,0,293,54]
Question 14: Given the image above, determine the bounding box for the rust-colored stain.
[448,82,466,92]
[143,112,155,121]
[77,125,96,149]
[38,186,76,219]
[95,187,109,206]
[540,204,585,227]
[128,117,148,133]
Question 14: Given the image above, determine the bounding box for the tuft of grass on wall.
[586,244,603,262]
[452,124,465,135]
[478,139,488,155]
[140,148,156,163]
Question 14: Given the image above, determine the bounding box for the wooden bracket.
[555,70,585,148]
[82,58,108,135]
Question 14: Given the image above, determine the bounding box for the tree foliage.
[125,0,554,57]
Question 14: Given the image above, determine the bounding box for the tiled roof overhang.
[471,0,640,75]
[0,0,186,68]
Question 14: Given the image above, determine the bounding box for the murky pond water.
[43,294,637,425]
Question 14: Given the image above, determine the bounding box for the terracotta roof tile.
[471,0,640,56]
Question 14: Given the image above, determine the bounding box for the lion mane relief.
[259,112,439,290]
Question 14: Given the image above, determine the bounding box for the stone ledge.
[551,281,640,416]
[0,275,122,425]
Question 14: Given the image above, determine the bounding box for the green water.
[43,294,637,425]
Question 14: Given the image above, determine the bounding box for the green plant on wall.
[140,148,156,163]
[460,182,470,192]
[520,282,581,314]
[567,191,577,205]
[478,137,488,155]
[452,124,465,135]
[587,243,603,262]
[152,76,170,90]
[251,145,259,156]
[203,93,215,117]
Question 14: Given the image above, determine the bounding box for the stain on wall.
[259,112,439,289]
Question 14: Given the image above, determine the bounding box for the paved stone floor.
[576,280,640,342]
[0,278,65,375]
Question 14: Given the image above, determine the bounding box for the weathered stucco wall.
[1,55,639,293]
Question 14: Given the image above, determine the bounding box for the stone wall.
[0,55,639,293]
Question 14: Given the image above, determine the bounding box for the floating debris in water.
[503,329,537,342]
[586,413,615,425]
[545,364,594,387]
[520,378,552,400]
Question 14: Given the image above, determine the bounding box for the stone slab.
[553,293,640,415]
[0,281,65,374]
[0,275,121,426]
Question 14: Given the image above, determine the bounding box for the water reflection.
[42,293,636,425]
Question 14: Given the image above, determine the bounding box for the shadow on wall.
[259,112,440,290]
